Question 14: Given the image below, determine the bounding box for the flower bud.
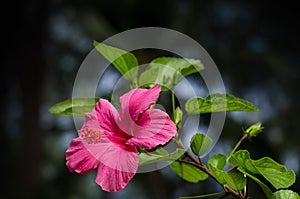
[174,107,183,128]
[244,123,263,139]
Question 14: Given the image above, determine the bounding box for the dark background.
[2,0,300,198]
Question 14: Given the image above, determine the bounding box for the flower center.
[80,128,102,144]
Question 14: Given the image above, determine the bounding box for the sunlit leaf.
[139,57,204,91]
[93,41,138,83]
[171,161,208,183]
[274,190,300,199]
[48,98,99,116]
[190,133,212,156]
[185,93,259,114]
[229,150,296,190]
[150,57,204,76]
[208,154,226,170]
[254,157,296,189]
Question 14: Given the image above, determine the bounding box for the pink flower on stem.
[66,84,177,192]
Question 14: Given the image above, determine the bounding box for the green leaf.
[138,153,163,166]
[209,166,227,185]
[190,133,213,156]
[139,57,204,91]
[208,154,227,185]
[238,167,275,199]
[208,154,226,170]
[229,150,296,190]
[208,154,246,191]
[93,41,138,83]
[254,157,296,189]
[274,190,300,199]
[155,147,170,155]
[228,150,258,173]
[138,68,159,89]
[48,98,99,116]
[223,172,247,191]
[171,161,209,183]
[185,93,259,114]
[151,57,204,76]
[138,148,186,166]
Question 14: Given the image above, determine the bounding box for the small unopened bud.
[244,123,263,139]
[174,107,183,128]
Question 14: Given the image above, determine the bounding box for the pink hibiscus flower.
[66,84,177,192]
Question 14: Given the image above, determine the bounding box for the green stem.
[244,178,249,198]
[226,134,248,162]
[175,138,242,198]
[171,91,176,120]
[178,192,224,199]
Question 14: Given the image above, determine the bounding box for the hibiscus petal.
[67,133,138,192]
[94,99,120,136]
[81,110,100,130]
[118,84,161,136]
[119,84,160,122]
[96,159,137,192]
[126,109,177,149]
[91,137,138,192]
[66,138,99,173]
